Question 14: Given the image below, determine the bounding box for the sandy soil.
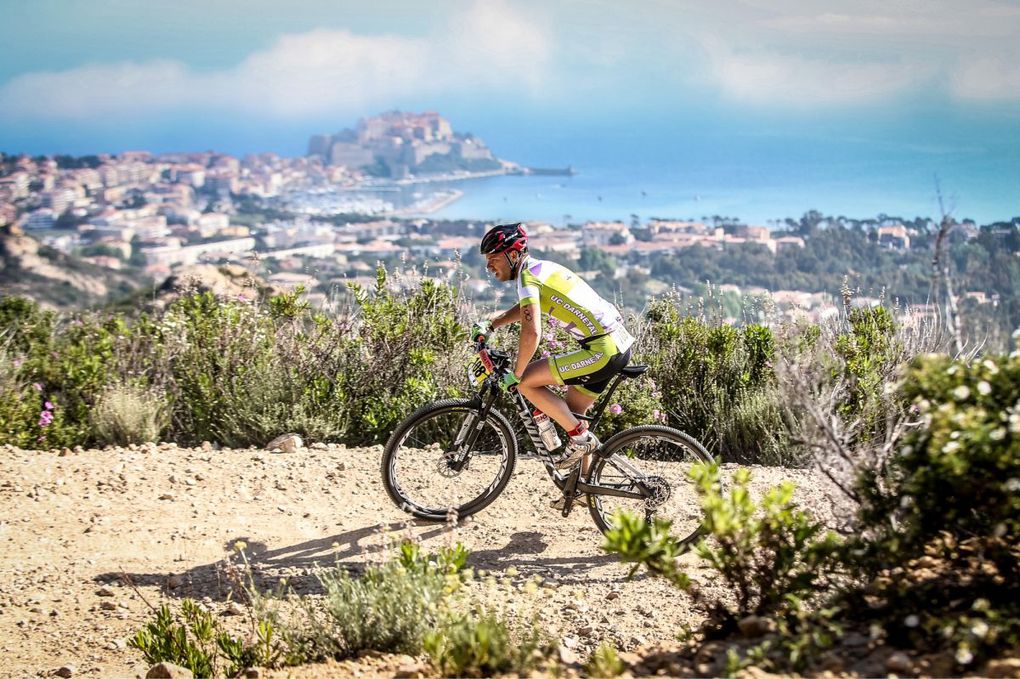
[0,441,848,679]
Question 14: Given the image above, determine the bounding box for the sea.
[398,112,1020,227]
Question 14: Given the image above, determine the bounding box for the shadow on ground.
[97,521,634,601]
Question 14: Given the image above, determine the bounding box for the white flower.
[971,620,989,638]
[982,360,1000,375]
[977,381,992,396]
[1005,478,1020,492]
[956,646,974,665]
[943,441,961,454]
[904,614,920,628]
[953,385,971,401]
[989,428,1007,441]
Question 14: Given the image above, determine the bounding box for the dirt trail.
[0,442,843,678]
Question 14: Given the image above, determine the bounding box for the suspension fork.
[450,387,501,471]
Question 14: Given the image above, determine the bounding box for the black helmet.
[480,223,528,255]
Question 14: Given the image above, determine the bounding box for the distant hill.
[0,224,146,310]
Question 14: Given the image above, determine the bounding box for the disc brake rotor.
[436,450,467,477]
[641,475,671,509]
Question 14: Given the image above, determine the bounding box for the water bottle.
[532,409,562,451]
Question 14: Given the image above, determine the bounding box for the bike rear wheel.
[586,425,713,544]
[382,399,517,522]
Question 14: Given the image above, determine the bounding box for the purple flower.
[39,410,53,427]
[540,350,551,359]
[44,401,54,410]
[609,403,623,415]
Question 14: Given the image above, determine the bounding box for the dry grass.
[91,382,170,446]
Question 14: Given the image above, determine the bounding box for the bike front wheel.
[586,425,713,544]
[382,399,518,522]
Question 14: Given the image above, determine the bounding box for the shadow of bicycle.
[97,519,456,601]
[98,520,638,602]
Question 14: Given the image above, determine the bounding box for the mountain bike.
[381,339,714,544]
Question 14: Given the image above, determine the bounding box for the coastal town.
[0,111,990,326]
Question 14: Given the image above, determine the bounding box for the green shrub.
[424,609,552,678]
[604,463,842,627]
[130,599,285,678]
[397,540,470,576]
[341,266,468,444]
[847,349,1020,669]
[216,618,285,678]
[861,352,1020,554]
[586,642,626,677]
[692,464,843,621]
[833,305,900,429]
[0,342,41,447]
[129,600,219,678]
[284,558,451,661]
[639,301,788,464]
[0,296,55,355]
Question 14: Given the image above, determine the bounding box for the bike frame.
[461,341,652,513]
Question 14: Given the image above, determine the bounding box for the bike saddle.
[620,364,649,378]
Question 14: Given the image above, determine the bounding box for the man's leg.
[565,387,598,474]
[518,360,579,431]
[565,387,596,418]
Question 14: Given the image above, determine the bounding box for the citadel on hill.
[307,111,503,179]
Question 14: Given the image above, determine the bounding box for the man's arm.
[490,303,521,329]
[514,302,542,377]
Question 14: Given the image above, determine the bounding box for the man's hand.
[498,372,520,393]
[470,319,492,343]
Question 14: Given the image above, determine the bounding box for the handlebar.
[471,338,512,384]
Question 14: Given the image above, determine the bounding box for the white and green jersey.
[516,256,634,350]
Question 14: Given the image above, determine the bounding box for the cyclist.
[471,222,635,472]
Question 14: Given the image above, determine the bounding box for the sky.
[1,0,1018,220]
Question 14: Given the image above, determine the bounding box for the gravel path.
[0,442,847,678]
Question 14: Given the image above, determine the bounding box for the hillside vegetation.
[1,270,1018,676]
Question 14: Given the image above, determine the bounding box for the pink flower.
[39,410,53,427]
[44,401,54,410]
[609,403,623,415]
[33,383,43,392]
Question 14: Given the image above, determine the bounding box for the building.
[772,236,806,254]
[141,237,256,267]
[23,208,56,230]
[582,221,633,247]
[878,224,911,250]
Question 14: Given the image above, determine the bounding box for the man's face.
[486,251,517,281]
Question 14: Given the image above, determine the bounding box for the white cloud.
[673,0,1020,104]
[2,60,195,118]
[950,55,1020,100]
[702,38,935,106]
[0,1,553,122]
